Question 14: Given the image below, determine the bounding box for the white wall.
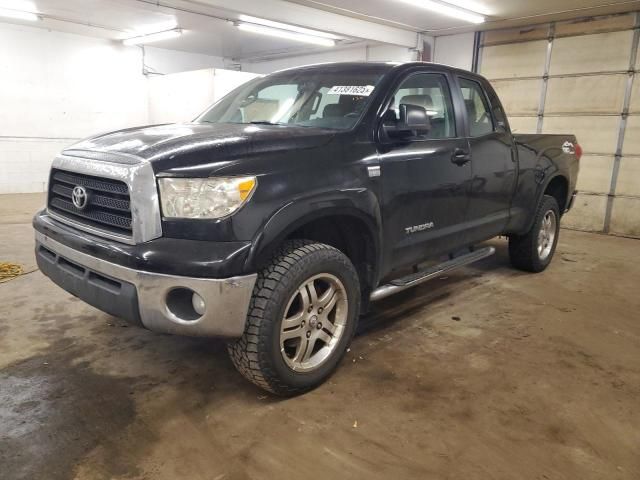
[367,44,417,62]
[143,47,228,74]
[148,69,260,124]
[433,32,475,71]
[0,23,259,194]
[148,69,216,125]
[211,69,263,101]
[242,44,418,74]
[0,23,432,194]
[0,23,148,194]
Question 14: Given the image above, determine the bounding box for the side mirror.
[381,104,431,140]
[399,104,431,132]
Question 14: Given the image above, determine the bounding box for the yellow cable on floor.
[0,262,24,280]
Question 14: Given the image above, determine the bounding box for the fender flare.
[538,170,571,208]
[530,143,573,209]
[244,189,383,279]
[523,172,568,234]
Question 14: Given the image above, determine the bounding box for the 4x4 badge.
[562,141,575,154]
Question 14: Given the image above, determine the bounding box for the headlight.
[158,176,257,219]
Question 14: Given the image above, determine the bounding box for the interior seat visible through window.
[323,103,346,118]
[399,94,446,139]
[459,78,495,137]
[387,73,455,140]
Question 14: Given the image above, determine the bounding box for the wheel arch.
[245,198,382,298]
[518,173,569,234]
[543,174,570,214]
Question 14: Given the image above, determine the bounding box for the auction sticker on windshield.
[328,85,375,96]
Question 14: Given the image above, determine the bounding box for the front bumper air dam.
[35,231,257,338]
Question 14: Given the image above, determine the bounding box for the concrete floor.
[1,193,639,480]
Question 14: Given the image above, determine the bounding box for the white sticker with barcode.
[328,85,375,96]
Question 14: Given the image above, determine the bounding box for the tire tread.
[509,195,559,273]
[228,240,358,395]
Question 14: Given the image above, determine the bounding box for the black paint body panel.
[39,62,579,285]
[33,212,252,278]
[36,240,143,325]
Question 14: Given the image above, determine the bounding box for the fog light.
[166,288,202,321]
[192,292,206,316]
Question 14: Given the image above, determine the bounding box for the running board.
[369,246,495,302]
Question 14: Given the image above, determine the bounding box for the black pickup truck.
[34,62,580,395]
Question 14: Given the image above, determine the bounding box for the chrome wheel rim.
[279,273,348,372]
[537,210,557,261]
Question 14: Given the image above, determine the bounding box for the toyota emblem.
[72,186,89,210]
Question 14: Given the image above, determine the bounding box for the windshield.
[196,69,385,130]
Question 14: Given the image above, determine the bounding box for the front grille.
[48,169,132,236]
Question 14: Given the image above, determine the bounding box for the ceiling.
[288,0,640,33]
[1,0,640,60]
[2,0,340,58]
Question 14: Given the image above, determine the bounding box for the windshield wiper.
[248,121,283,126]
[200,120,288,126]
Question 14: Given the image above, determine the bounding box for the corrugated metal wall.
[478,13,640,238]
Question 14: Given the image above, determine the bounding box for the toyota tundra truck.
[33,62,580,395]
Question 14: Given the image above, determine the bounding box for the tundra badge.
[405,222,435,234]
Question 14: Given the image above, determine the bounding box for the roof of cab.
[268,61,479,78]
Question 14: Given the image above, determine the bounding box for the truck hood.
[64,123,337,166]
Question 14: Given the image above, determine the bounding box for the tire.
[228,240,360,396]
[508,194,560,273]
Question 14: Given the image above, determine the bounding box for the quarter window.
[459,78,494,137]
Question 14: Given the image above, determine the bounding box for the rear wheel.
[228,240,360,396]
[509,195,560,273]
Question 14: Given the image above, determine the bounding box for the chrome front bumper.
[35,231,257,338]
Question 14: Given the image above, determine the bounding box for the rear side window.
[459,78,494,137]
[388,73,456,139]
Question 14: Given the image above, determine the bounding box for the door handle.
[452,148,471,166]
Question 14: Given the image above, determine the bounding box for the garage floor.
[1,193,639,480]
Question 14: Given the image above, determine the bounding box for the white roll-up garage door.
[478,13,640,238]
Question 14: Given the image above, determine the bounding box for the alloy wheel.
[279,273,348,372]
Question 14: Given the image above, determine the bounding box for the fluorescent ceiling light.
[398,0,485,24]
[236,23,335,47]
[0,0,39,21]
[0,7,38,20]
[238,15,341,40]
[123,28,183,46]
[0,0,35,7]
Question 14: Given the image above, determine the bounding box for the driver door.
[378,71,472,271]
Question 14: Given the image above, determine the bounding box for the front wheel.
[228,240,360,396]
[508,194,560,273]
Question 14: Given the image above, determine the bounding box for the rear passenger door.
[456,76,516,243]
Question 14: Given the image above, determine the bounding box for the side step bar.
[369,246,495,302]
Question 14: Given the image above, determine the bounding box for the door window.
[388,73,456,139]
[459,78,494,137]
